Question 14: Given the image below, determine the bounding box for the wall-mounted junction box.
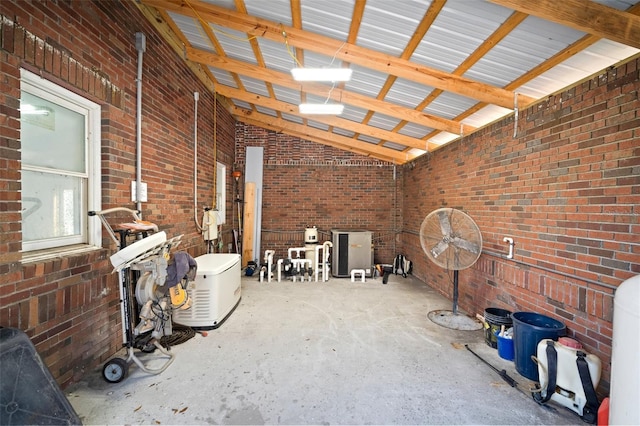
[131,181,148,202]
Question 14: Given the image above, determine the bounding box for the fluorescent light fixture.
[291,67,352,82]
[299,103,345,115]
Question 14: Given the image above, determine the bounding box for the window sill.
[21,244,103,264]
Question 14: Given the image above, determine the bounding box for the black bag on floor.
[393,254,412,278]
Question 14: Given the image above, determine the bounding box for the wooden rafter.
[133,2,215,93]
[141,0,536,109]
[233,0,280,117]
[185,47,475,136]
[231,106,412,164]
[366,0,446,147]
[216,85,439,151]
[490,0,640,49]
[398,10,529,145]
[290,0,307,124]
[327,0,365,134]
[137,0,639,161]
[423,2,640,143]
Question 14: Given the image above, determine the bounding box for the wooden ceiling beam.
[328,0,366,134]
[391,11,529,141]
[133,3,215,93]
[141,0,536,109]
[185,47,475,135]
[425,3,640,144]
[365,0,446,143]
[230,107,412,164]
[490,0,640,49]
[217,85,438,151]
[234,0,280,116]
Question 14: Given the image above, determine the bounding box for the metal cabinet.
[331,230,373,277]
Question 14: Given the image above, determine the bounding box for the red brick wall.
[402,57,640,392]
[0,1,235,387]
[235,124,400,264]
[1,0,638,396]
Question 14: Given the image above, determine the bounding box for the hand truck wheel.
[102,357,128,383]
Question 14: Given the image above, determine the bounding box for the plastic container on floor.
[483,307,512,348]
[598,397,609,426]
[511,312,566,381]
[495,330,514,361]
[609,274,640,425]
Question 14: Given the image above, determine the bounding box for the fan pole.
[453,270,459,315]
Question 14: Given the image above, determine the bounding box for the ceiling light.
[299,103,345,115]
[291,68,352,82]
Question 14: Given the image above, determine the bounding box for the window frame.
[20,69,102,253]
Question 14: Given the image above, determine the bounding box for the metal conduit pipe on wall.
[135,32,145,217]
[193,91,203,232]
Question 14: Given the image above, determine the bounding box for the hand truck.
[89,207,183,383]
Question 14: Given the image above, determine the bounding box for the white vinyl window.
[20,69,101,252]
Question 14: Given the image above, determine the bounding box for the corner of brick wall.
[401,55,640,392]
[235,122,402,264]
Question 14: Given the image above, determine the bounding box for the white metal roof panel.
[367,112,402,132]
[238,76,270,97]
[355,0,425,55]
[233,100,252,110]
[300,1,355,40]
[423,92,477,120]
[382,141,407,151]
[150,0,640,163]
[307,120,330,131]
[206,67,238,89]
[339,106,368,123]
[410,2,512,72]
[398,122,435,138]
[357,134,382,144]
[344,65,389,98]
[465,18,587,87]
[243,0,292,26]
[333,127,356,138]
[463,104,513,129]
[384,78,430,109]
[168,13,214,52]
[254,105,277,117]
[280,113,304,125]
[256,38,299,73]
[271,86,302,105]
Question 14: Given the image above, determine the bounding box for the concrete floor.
[66,274,581,425]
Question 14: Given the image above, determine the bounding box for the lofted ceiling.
[135,0,640,164]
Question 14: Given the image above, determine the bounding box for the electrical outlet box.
[131,181,148,202]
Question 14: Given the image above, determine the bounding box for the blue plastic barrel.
[511,312,566,381]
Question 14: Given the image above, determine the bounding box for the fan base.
[428,309,483,331]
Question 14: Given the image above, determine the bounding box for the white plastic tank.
[609,274,640,425]
[304,227,318,274]
[304,226,318,244]
[535,339,601,417]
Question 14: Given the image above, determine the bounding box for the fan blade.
[430,239,449,258]
[451,237,480,254]
[437,210,453,236]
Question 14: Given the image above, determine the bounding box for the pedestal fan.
[420,208,483,330]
